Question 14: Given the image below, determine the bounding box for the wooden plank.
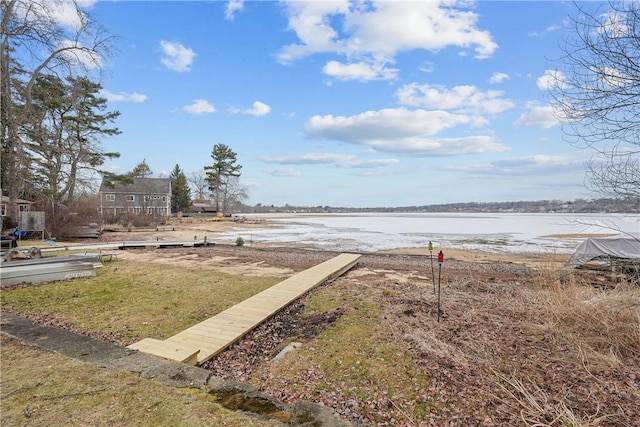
[127,338,200,365]
[182,323,253,337]
[166,332,231,348]
[127,253,360,365]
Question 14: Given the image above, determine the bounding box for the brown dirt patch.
[115,250,294,277]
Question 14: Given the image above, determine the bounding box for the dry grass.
[242,264,640,426]
[492,370,621,427]
[1,258,280,344]
[0,335,276,427]
[530,267,640,369]
[489,270,640,426]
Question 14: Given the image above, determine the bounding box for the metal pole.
[437,250,444,323]
[430,250,435,294]
[428,241,435,294]
[437,262,442,322]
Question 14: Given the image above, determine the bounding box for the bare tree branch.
[549,1,640,200]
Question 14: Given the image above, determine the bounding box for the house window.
[18,204,29,212]
[162,196,166,202]
[150,195,160,200]
[0,204,5,217]
[126,195,135,202]
[144,195,149,202]
[105,194,115,201]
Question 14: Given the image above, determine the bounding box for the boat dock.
[128,253,361,365]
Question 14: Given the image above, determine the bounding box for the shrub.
[235,236,245,246]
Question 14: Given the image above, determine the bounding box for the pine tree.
[204,143,242,215]
[25,75,121,203]
[170,164,191,213]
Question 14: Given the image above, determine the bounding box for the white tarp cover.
[568,237,640,267]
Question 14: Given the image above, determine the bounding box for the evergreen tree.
[204,143,242,215]
[1,0,114,227]
[170,164,191,213]
[129,159,153,178]
[25,75,121,203]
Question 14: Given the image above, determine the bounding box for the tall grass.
[530,267,640,368]
[494,267,640,426]
[493,369,619,427]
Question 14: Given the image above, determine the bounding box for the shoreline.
[16,228,572,270]
[12,213,624,266]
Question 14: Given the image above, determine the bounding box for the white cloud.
[59,39,102,68]
[513,104,559,129]
[260,153,399,168]
[160,40,196,72]
[277,1,349,64]
[182,99,216,115]
[347,158,400,168]
[11,2,102,69]
[37,0,96,31]
[599,11,629,38]
[365,135,506,156]
[261,153,351,165]
[243,101,271,116]
[489,72,509,84]
[323,60,398,81]
[101,90,147,103]
[599,66,629,88]
[396,83,514,115]
[418,61,434,73]
[492,155,571,169]
[448,154,585,176]
[307,108,471,140]
[277,1,497,81]
[537,69,566,90]
[304,108,508,156]
[529,19,568,37]
[263,168,302,177]
[225,0,244,21]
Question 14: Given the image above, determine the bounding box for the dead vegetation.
[2,245,639,426]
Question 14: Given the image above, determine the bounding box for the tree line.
[1,1,245,232]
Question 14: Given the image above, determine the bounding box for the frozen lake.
[220,212,640,254]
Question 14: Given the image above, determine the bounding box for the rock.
[272,342,303,363]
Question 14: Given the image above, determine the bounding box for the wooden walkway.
[128,253,361,365]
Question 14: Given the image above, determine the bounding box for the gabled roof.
[1,196,34,204]
[99,177,171,194]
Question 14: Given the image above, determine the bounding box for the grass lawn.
[1,258,280,345]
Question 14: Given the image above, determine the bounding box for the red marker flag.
[438,250,444,263]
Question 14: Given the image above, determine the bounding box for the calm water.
[219,212,640,254]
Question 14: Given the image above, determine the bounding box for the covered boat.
[567,237,640,268]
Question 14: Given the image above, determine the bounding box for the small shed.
[1,196,33,219]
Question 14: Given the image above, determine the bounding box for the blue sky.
[83,0,599,207]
